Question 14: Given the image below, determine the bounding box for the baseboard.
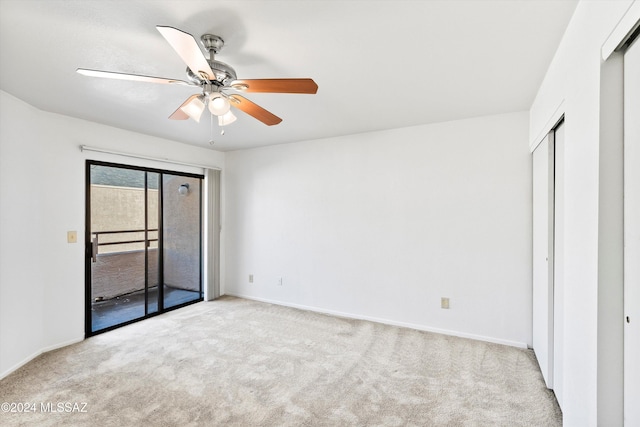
[0,336,84,380]
[224,293,528,349]
[41,336,84,353]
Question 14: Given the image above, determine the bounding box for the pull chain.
[208,109,215,146]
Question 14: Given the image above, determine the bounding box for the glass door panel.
[89,165,147,332]
[162,174,202,309]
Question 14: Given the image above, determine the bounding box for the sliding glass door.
[85,161,203,335]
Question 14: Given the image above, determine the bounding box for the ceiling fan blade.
[231,78,318,94]
[76,68,191,85]
[228,95,282,126]
[156,26,215,81]
[169,94,201,120]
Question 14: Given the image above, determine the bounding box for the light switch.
[67,231,77,243]
[441,297,450,309]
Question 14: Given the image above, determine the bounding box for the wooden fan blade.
[76,68,191,85]
[231,78,318,94]
[229,95,282,126]
[169,94,201,120]
[156,26,215,81]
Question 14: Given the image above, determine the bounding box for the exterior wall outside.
[91,185,158,254]
[163,176,201,292]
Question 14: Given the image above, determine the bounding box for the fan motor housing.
[186,59,237,86]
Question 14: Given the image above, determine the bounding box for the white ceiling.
[0,0,577,152]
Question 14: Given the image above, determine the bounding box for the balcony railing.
[90,228,199,301]
[91,229,160,300]
[91,229,158,260]
[93,228,158,246]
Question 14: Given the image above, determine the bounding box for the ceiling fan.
[77,26,318,129]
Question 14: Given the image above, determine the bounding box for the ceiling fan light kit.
[76,26,318,139]
[218,110,237,126]
[180,95,206,122]
[208,93,231,116]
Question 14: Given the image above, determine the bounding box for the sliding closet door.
[624,35,640,427]
[532,133,554,389]
[532,123,565,405]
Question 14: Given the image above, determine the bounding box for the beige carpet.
[0,296,561,426]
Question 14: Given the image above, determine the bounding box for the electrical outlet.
[67,231,77,243]
[249,274,253,283]
[441,297,450,309]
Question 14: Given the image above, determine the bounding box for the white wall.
[529,1,634,425]
[225,111,532,347]
[0,90,45,379]
[0,90,224,378]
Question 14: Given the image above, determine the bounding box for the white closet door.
[624,35,640,427]
[532,134,554,389]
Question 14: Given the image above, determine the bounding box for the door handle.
[92,237,98,263]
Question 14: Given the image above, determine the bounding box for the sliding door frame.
[84,160,204,337]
